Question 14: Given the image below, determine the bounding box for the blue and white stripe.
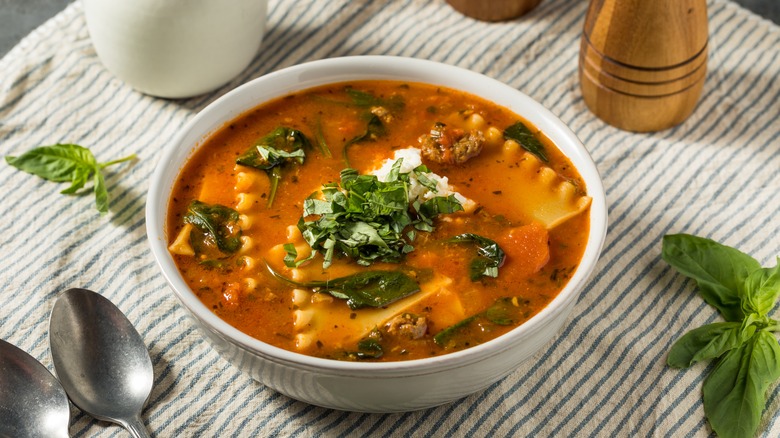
[1,0,778,436]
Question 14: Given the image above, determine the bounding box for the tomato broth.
[167,81,591,361]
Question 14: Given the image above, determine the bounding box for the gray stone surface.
[0,0,778,58]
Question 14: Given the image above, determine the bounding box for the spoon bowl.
[0,339,70,438]
[49,288,153,438]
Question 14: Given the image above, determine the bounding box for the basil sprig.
[663,234,780,438]
[5,143,135,214]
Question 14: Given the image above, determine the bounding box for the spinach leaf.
[343,114,386,167]
[663,233,780,438]
[703,330,780,438]
[503,121,548,163]
[434,297,523,348]
[313,116,332,158]
[353,329,384,359]
[298,164,462,268]
[667,321,750,368]
[345,88,405,112]
[5,143,135,214]
[265,262,420,310]
[662,234,760,322]
[236,127,311,207]
[184,200,242,262]
[446,233,506,281]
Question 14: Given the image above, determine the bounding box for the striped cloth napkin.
[1,0,778,436]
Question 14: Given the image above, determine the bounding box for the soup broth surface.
[168,80,590,361]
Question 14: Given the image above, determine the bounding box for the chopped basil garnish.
[236,127,311,207]
[298,162,463,268]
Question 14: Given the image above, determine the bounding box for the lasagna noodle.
[292,273,464,351]
[512,152,592,229]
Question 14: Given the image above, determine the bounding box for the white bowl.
[146,56,608,412]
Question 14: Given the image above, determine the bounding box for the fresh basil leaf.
[184,200,242,260]
[703,330,780,438]
[741,259,780,317]
[5,143,135,214]
[93,171,109,214]
[446,233,506,281]
[5,144,97,182]
[662,234,760,322]
[666,322,747,368]
[503,121,548,162]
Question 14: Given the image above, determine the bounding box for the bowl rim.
[146,55,608,374]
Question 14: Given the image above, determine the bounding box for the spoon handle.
[122,415,151,438]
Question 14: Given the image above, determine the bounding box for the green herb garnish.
[663,233,780,438]
[446,233,506,281]
[503,121,548,162]
[265,261,420,310]
[236,127,311,207]
[282,243,317,268]
[5,143,136,214]
[184,200,242,265]
[298,162,463,268]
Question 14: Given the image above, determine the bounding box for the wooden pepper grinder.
[579,0,708,132]
[446,0,542,21]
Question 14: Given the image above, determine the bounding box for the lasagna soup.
[167,81,591,362]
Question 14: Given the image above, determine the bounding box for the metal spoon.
[0,338,70,438]
[49,288,153,438]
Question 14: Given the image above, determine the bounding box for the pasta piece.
[235,192,259,212]
[168,224,195,256]
[291,288,311,306]
[242,256,257,271]
[239,236,254,254]
[290,273,463,351]
[512,152,592,229]
[234,171,258,192]
[485,127,503,147]
[238,214,253,230]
